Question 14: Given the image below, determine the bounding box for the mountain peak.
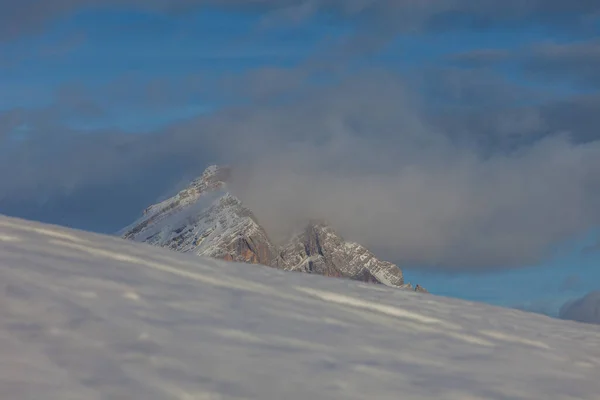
[136,165,231,219]
[280,221,405,287]
[193,164,232,187]
[184,164,232,195]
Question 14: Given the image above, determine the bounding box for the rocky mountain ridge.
[121,165,426,291]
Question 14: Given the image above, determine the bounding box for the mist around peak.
[214,77,600,270]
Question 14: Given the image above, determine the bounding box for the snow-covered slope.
[2,214,600,400]
[121,165,418,289]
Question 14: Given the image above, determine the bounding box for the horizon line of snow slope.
[1,214,600,400]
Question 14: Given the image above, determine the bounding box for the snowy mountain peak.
[122,186,280,267]
[140,165,232,218]
[192,164,232,188]
[122,165,425,291]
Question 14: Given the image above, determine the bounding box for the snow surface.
[1,215,600,400]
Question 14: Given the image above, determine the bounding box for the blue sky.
[1,1,600,317]
[405,231,600,316]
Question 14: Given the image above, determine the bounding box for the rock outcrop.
[280,222,408,288]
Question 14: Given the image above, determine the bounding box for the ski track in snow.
[1,215,600,399]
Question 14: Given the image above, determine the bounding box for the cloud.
[559,291,600,325]
[560,275,582,291]
[447,49,511,68]
[0,109,27,139]
[447,40,600,88]
[540,94,600,143]
[582,241,600,255]
[430,92,600,154]
[1,0,599,41]
[3,66,600,269]
[418,67,542,108]
[523,40,600,87]
[220,79,600,269]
